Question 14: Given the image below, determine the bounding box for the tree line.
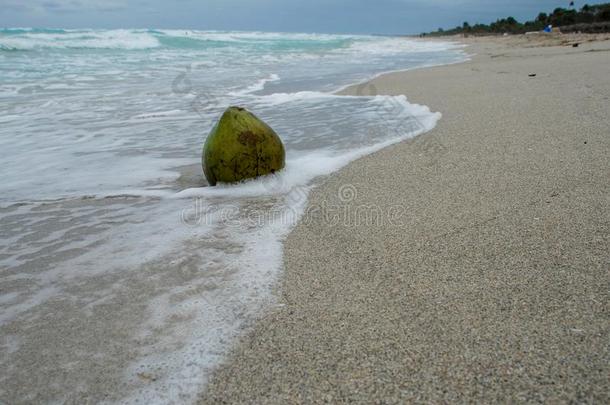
[423,2,610,36]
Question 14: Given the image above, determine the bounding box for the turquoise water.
[0,29,465,403]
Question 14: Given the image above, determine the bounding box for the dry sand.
[201,36,610,402]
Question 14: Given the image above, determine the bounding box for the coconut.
[202,106,285,186]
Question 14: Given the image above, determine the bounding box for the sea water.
[0,29,465,403]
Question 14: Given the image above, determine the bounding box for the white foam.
[133,109,185,119]
[228,74,280,96]
[0,29,160,50]
[347,36,465,55]
[255,90,339,105]
[158,29,356,43]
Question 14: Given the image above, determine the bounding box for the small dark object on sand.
[573,43,580,48]
[528,73,536,77]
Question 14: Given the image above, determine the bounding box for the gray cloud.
[0,0,577,34]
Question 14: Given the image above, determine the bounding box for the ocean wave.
[0,29,160,50]
[0,28,461,55]
[0,28,357,52]
[0,28,69,35]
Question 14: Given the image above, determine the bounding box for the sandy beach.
[201,35,610,402]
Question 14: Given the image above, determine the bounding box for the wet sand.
[201,35,610,403]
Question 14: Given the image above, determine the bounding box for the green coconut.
[202,106,285,186]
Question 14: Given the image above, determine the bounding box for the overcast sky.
[0,0,584,34]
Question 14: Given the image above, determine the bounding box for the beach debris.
[528,73,537,77]
[572,43,580,47]
[136,372,158,383]
[202,106,285,186]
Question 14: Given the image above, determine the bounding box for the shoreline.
[200,34,609,402]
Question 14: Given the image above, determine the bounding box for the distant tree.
[425,2,610,36]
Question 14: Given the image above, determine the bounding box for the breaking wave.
[0,28,461,52]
